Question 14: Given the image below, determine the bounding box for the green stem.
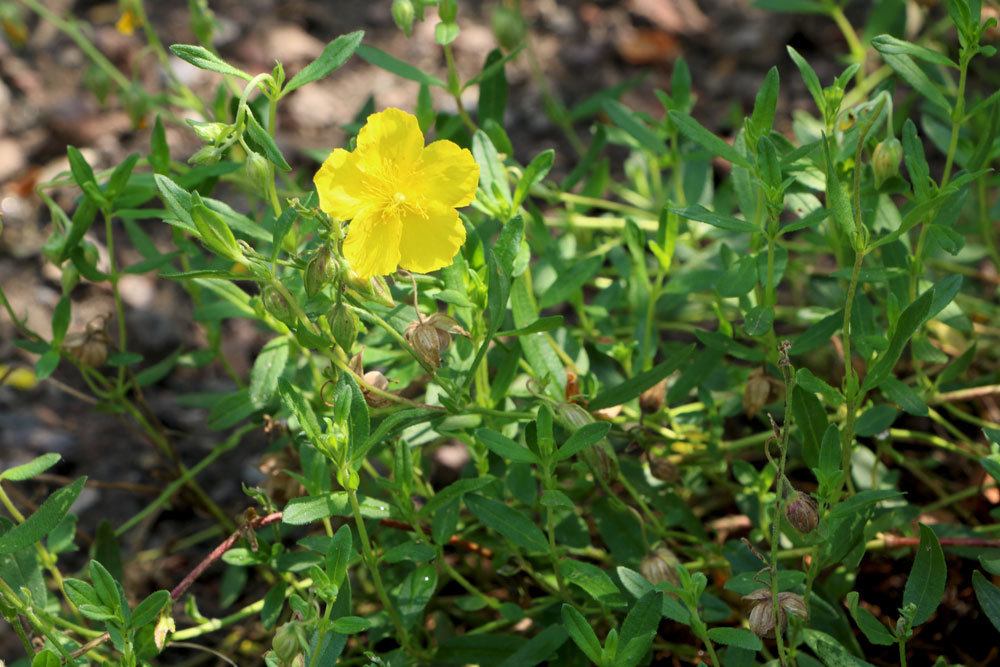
[941,59,968,188]
[443,44,476,134]
[104,211,128,392]
[840,249,865,495]
[347,488,414,654]
[829,5,867,85]
[898,638,908,667]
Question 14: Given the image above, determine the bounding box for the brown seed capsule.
[639,379,667,414]
[785,492,819,534]
[640,547,681,586]
[744,589,809,638]
[646,454,680,483]
[743,368,772,418]
[404,313,469,369]
[64,319,110,368]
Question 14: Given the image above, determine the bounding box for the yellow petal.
[343,208,403,279]
[414,140,480,208]
[398,201,466,274]
[314,148,368,219]
[356,108,424,171]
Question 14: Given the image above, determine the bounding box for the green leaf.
[150,115,170,174]
[604,100,667,154]
[791,385,827,469]
[901,119,932,200]
[845,591,896,646]
[880,377,928,416]
[747,67,780,140]
[497,625,568,667]
[671,205,758,233]
[828,489,904,521]
[1,453,61,482]
[871,34,958,68]
[465,494,548,552]
[538,255,603,309]
[278,379,323,446]
[90,558,124,615]
[477,49,508,128]
[862,286,935,392]
[706,627,763,652]
[169,44,251,79]
[668,111,753,168]
[972,570,1000,633]
[903,523,946,626]
[786,46,824,112]
[330,615,371,634]
[419,475,497,518]
[756,0,828,13]
[244,112,291,171]
[249,337,289,408]
[0,477,86,557]
[31,650,62,667]
[560,559,624,606]
[743,305,773,337]
[854,404,899,437]
[589,345,694,410]
[496,315,564,337]
[356,44,446,88]
[617,590,662,665]
[557,422,612,461]
[192,200,245,262]
[881,52,951,113]
[473,130,511,205]
[131,589,170,629]
[477,429,540,464]
[396,564,437,627]
[802,629,876,667]
[282,492,391,524]
[283,31,364,95]
[513,149,555,209]
[562,604,603,664]
[64,578,100,608]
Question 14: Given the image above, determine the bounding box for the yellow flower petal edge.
[313,108,480,279]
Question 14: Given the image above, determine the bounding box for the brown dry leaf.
[627,0,710,34]
[616,27,681,65]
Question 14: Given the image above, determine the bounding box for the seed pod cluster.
[744,589,809,638]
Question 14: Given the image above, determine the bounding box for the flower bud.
[639,379,667,414]
[392,0,416,36]
[872,137,902,187]
[189,145,222,166]
[492,5,526,51]
[246,151,273,191]
[640,547,681,587]
[327,303,358,353]
[304,247,338,297]
[61,263,80,294]
[785,492,819,533]
[187,120,230,144]
[554,401,593,431]
[438,0,458,22]
[262,285,295,324]
[272,621,302,664]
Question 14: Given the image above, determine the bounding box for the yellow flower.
[314,108,479,279]
[115,9,141,36]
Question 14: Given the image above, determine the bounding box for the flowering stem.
[347,488,414,655]
[443,44,476,134]
[104,210,129,393]
[828,4,866,85]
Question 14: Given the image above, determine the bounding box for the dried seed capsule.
[404,313,468,369]
[743,368,771,418]
[744,588,809,638]
[785,491,819,533]
[640,547,681,586]
[647,454,679,483]
[639,379,667,414]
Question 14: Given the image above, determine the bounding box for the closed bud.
[583,440,619,485]
[640,547,681,586]
[639,379,667,414]
[262,285,295,324]
[189,145,222,166]
[187,120,230,144]
[492,5,526,51]
[785,491,819,533]
[327,303,358,353]
[304,247,338,297]
[61,263,80,294]
[246,151,273,190]
[438,0,458,22]
[392,0,416,36]
[272,621,302,664]
[872,137,902,187]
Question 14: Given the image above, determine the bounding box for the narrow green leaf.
[169,44,251,80]
[513,149,555,209]
[557,422,612,461]
[903,523,946,626]
[590,345,694,410]
[671,205,758,233]
[244,112,291,171]
[477,429,540,464]
[668,111,753,168]
[871,34,958,68]
[278,379,323,445]
[845,592,896,646]
[562,604,603,664]
[882,52,951,113]
[1,453,62,482]
[604,100,667,154]
[356,44,446,88]
[706,627,763,651]
[862,286,935,392]
[284,31,364,95]
[786,46,824,112]
[249,337,289,408]
[972,570,1000,633]
[0,477,86,556]
[466,494,548,552]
